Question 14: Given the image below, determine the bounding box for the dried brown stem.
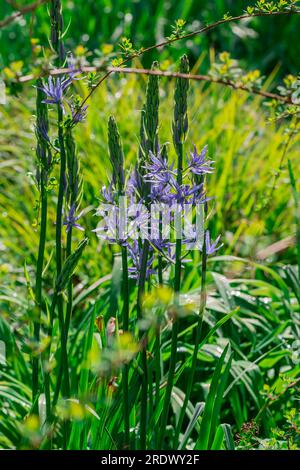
[0,0,49,29]
[17,65,300,106]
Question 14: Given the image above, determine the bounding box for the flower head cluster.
[95,139,222,284]
[39,53,82,110]
[173,182,208,206]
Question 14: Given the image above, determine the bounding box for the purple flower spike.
[187,145,214,175]
[203,231,223,255]
[63,203,84,233]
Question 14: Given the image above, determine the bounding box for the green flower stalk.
[65,125,82,339]
[50,0,65,65]
[51,237,88,416]
[32,79,52,413]
[108,116,130,446]
[172,54,189,162]
[52,124,83,406]
[138,61,160,182]
[48,0,71,413]
[136,63,160,449]
[144,61,160,155]
[55,104,70,400]
[108,116,125,193]
[173,153,209,441]
[159,54,189,448]
[175,203,208,446]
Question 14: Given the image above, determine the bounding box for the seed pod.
[35,78,52,179]
[172,55,189,154]
[50,0,65,64]
[108,116,125,193]
[144,61,159,153]
[139,61,160,164]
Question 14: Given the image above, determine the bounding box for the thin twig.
[6,9,300,107]
[74,9,300,118]
[108,67,299,105]
[17,65,300,106]
[0,0,49,29]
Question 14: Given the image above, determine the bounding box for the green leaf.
[56,237,88,292]
[194,344,232,450]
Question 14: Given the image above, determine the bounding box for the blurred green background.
[1,0,300,77]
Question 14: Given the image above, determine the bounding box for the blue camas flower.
[187,145,214,175]
[70,103,88,124]
[39,75,72,106]
[203,231,223,255]
[150,182,173,205]
[144,148,176,186]
[63,203,84,233]
[127,201,149,240]
[100,184,115,204]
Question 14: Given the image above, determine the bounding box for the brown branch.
[3,8,300,118]
[17,64,300,106]
[12,9,300,109]
[76,9,300,116]
[107,67,298,105]
[0,0,49,29]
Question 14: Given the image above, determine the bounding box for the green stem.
[174,227,207,447]
[154,217,163,445]
[55,104,70,399]
[32,172,48,413]
[137,239,150,449]
[65,228,73,335]
[52,227,72,408]
[158,142,183,448]
[154,328,161,446]
[121,245,130,447]
[44,291,57,422]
